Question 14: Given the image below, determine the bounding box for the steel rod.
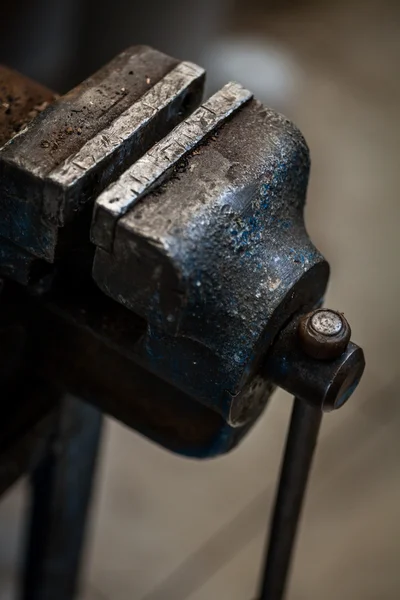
[258,397,322,600]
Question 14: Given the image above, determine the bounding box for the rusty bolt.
[298,309,351,360]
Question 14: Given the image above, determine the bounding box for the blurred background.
[0,0,399,598]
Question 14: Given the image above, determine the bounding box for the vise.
[0,45,365,600]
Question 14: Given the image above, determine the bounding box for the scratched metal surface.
[0,47,204,262]
[91,82,253,252]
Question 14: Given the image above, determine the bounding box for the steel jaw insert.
[0,46,204,270]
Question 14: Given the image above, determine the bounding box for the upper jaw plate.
[0,46,205,264]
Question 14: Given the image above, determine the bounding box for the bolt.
[310,310,343,336]
[298,309,351,360]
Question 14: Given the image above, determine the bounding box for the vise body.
[0,46,364,461]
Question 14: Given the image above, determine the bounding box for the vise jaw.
[0,46,204,265]
[91,83,329,431]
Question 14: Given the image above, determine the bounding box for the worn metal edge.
[48,61,204,189]
[91,82,253,253]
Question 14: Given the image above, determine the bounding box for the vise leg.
[20,398,103,600]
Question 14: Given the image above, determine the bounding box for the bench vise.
[0,45,366,600]
[0,46,364,463]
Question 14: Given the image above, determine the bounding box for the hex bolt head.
[298,309,351,360]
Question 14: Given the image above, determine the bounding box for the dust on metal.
[0,66,56,148]
[0,47,204,263]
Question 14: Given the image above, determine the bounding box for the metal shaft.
[20,396,103,600]
[259,398,322,600]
